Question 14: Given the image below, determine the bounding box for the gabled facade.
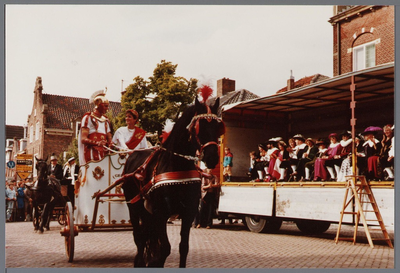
[329,5,394,76]
[25,77,121,165]
[5,125,26,181]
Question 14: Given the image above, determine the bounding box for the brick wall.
[25,77,73,162]
[332,6,394,76]
[217,78,236,97]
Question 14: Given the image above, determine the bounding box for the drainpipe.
[337,22,341,75]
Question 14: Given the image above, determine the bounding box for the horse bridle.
[186,108,225,159]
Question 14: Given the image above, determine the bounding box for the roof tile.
[42,94,121,130]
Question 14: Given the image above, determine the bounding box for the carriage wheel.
[64,201,75,262]
[58,213,65,225]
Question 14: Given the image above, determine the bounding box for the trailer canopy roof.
[222,63,394,114]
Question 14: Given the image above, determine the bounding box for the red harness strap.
[154,170,201,183]
[129,170,202,204]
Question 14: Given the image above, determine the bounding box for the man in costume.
[78,90,113,165]
[63,157,79,206]
[111,109,148,151]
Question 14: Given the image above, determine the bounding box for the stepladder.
[335,175,393,248]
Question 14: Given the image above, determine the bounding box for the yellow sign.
[18,173,31,180]
[16,154,33,180]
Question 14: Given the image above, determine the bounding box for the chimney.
[217,78,235,97]
[287,70,295,91]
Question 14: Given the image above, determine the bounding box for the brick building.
[5,125,26,181]
[25,77,121,175]
[276,5,394,95]
[329,5,394,76]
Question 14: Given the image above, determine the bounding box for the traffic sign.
[16,154,33,180]
[6,161,15,169]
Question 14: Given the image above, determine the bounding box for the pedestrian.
[198,168,220,229]
[223,147,233,182]
[16,181,26,221]
[6,182,17,222]
[23,183,32,221]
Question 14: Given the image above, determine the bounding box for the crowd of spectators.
[247,125,394,182]
[5,180,32,222]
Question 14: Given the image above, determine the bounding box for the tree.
[115,60,198,136]
[58,138,79,166]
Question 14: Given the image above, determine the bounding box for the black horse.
[121,97,223,267]
[25,157,65,233]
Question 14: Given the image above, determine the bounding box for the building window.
[35,122,40,140]
[29,125,33,143]
[353,42,376,71]
[75,121,81,138]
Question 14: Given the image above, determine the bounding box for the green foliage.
[58,138,79,166]
[115,60,198,135]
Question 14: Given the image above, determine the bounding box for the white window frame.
[353,41,376,72]
[29,125,34,143]
[35,122,40,140]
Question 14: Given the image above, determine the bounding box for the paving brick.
[5,220,394,268]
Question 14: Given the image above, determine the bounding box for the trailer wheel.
[245,216,282,233]
[295,220,331,234]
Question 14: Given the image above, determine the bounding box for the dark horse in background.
[121,96,223,267]
[25,157,65,233]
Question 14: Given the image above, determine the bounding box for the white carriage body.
[74,153,130,229]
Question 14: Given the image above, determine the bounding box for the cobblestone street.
[5,220,394,269]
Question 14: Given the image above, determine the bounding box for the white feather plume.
[89,90,106,104]
[163,119,175,133]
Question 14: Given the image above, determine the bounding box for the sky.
[5,4,334,126]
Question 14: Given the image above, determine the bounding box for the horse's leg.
[148,216,170,268]
[44,199,56,230]
[179,193,200,268]
[39,203,48,233]
[126,202,147,267]
[33,204,39,232]
[178,214,195,268]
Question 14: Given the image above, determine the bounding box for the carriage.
[59,152,130,262]
[57,92,223,267]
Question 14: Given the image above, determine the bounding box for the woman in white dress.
[112,109,148,151]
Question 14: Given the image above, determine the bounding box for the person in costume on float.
[78,90,113,165]
[111,109,148,151]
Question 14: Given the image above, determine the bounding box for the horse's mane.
[161,102,206,153]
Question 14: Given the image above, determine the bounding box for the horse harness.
[119,109,224,205]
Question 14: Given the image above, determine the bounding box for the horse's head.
[187,97,225,169]
[35,156,49,181]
